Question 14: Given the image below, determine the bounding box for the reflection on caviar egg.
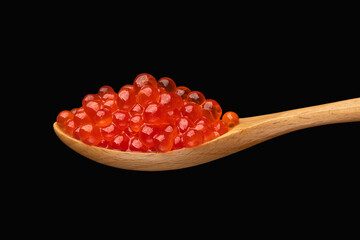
[175,86,191,99]
[109,133,130,151]
[133,73,157,93]
[143,103,167,124]
[56,74,239,152]
[186,91,205,105]
[202,99,222,122]
[101,123,122,141]
[57,110,74,129]
[222,111,240,129]
[117,89,136,111]
[136,85,160,107]
[181,102,202,122]
[158,77,176,92]
[93,108,112,127]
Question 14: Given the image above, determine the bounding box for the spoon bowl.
[54,98,360,171]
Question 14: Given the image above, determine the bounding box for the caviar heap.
[56,73,240,152]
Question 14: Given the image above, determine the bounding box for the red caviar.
[56,73,240,152]
[222,111,240,129]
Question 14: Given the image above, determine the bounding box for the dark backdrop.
[45,35,358,195]
[22,9,358,227]
[45,23,358,177]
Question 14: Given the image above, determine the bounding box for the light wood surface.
[54,98,360,171]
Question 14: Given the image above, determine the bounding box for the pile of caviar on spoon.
[56,73,239,153]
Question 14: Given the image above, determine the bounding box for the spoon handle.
[276,97,360,127]
[237,98,360,145]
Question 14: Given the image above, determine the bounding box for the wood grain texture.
[54,98,360,171]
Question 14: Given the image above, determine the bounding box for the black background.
[44,21,358,176]
[15,6,359,230]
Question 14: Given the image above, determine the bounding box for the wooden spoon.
[54,98,360,171]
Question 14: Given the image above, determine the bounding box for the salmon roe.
[56,73,240,153]
[222,111,240,129]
